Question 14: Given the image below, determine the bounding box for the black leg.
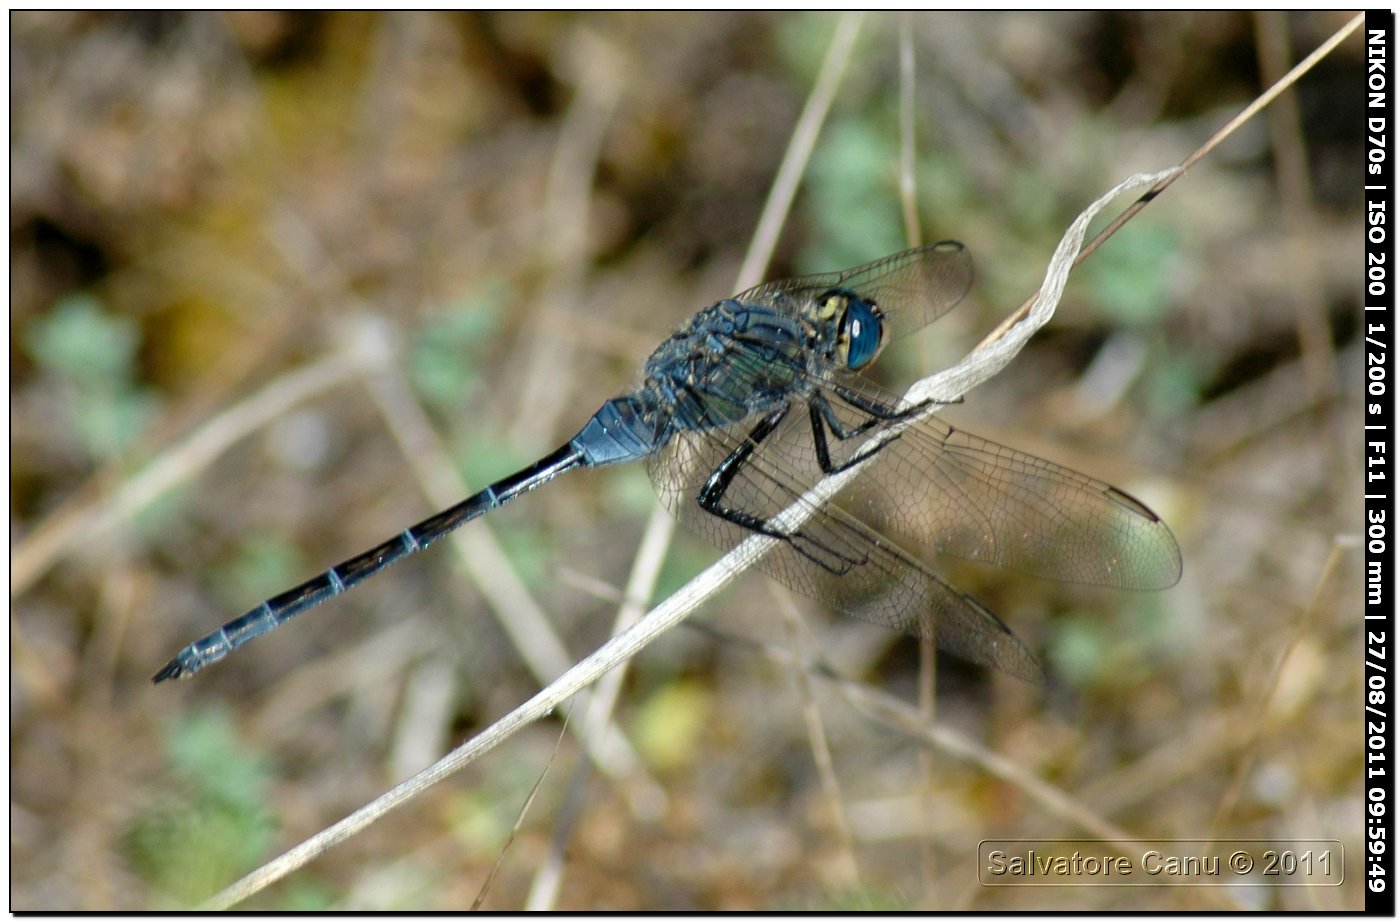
[807,390,920,476]
[828,382,918,421]
[696,405,865,575]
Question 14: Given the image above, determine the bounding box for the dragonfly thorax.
[636,300,821,429]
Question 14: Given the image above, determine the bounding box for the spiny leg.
[695,405,864,575]
[826,380,961,422]
[806,385,961,475]
[806,389,918,476]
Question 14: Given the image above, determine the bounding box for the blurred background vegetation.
[11,11,1364,910]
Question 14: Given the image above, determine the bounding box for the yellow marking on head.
[815,293,847,321]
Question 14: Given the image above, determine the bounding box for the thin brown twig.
[507,25,625,451]
[1207,539,1347,837]
[774,587,862,890]
[473,710,572,910]
[737,12,866,289]
[1253,10,1339,400]
[979,11,1364,348]
[898,15,923,250]
[895,13,942,896]
[12,348,366,597]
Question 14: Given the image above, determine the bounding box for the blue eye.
[843,299,882,370]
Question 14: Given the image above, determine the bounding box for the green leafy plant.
[24,292,161,461]
[122,710,279,907]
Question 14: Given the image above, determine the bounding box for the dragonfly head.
[816,289,885,371]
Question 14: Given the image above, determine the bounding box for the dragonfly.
[153,241,1181,684]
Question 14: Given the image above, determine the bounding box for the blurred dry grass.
[11,11,1365,910]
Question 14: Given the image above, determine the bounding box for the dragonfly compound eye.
[840,298,883,370]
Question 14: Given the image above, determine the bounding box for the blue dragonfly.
[155,242,1180,684]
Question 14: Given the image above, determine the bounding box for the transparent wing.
[645,363,1179,679]
[815,368,1182,591]
[648,412,1045,681]
[734,241,974,341]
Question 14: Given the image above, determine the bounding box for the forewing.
[734,242,973,341]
